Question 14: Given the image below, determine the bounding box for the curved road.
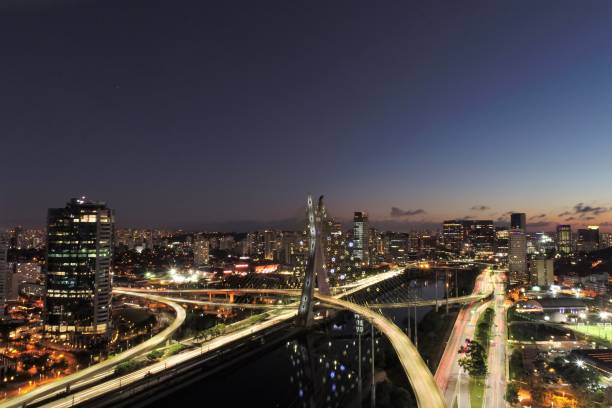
[314,293,446,408]
[0,291,186,408]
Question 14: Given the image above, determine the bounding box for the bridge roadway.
[12,267,488,408]
[1,291,186,408]
[314,293,447,408]
[149,292,490,311]
[5,269,401,408]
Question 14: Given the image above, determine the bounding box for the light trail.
[434,268,495,407]
[0,292,186,408]
[314,293,446,408]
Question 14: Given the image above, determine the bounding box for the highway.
[483,271,507,408]
[315,293,446,408]
[0,291,186,408]
[18,269,403,408]
[434,268,494,408]
[38,308,299,408]
[11,266,482,408]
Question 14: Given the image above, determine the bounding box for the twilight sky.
[1,0,612,231]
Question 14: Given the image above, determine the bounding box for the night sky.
[2,1,612,231]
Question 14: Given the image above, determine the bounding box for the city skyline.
[2,1,612,228]
[2,197,612,232]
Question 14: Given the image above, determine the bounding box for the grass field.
[569,324,612,343]
[470,376,485,408]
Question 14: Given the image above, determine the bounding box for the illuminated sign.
[255,264,279,274]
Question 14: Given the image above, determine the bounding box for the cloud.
[459,215,474,220]
[558,211,571,217]
[529,214,546,220]
[573,203,608,218]
[527,221,551,228]
[390,207,426,218]
[584,216,596,221]
[565,217,575,222]
[470,205,490,211]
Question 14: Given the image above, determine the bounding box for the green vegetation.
[114,359,148,376]
[458,340,487,376]
[508,322,573,342]
[568,324,612,345]
[146,349,164,362]
[475,307,494,353]
[505,383,519,404]
[549,357,601,392]
[166,343,186,356]
[469,376,485,408]
[509,349,526,381]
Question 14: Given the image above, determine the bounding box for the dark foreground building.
[44,198,114,348]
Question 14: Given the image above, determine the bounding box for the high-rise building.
[530,257,555,287]
[509,230,528,285]
[442,220,464,253]
[44,198,114,347]
[384,232,409,264]
[193,237,210,267]
[511,213,526,232]
[470,220,495,255]
[601,232,611,249]
[0,234,8,317]
[325,222,350,279]
[352,212,369,265]
[494,227,509,256]
[556,225,572,256]
[8,263,41,300]
[576,226,600,253]
[264,230,278,260]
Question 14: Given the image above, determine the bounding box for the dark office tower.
[511,213,527,232]
[576,226,600,253]
[44,198,114,348]
[442,220,464,253]
[556,225,572,256]
[470,220,495,255]
[352,212,369,265]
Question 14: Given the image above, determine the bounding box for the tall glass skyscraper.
[44,198,114,348]
[352,212,369,265]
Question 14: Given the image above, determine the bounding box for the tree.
[505,383,519,404]
[458,340,487,376]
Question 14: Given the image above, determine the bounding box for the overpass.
[4,265,490,408]
[3,195,490,408]
[1,291,186,408]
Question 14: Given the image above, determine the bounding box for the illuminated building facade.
[469,220,495,255]
[324,222,350,280]
[44,198,114,347]
[495,228,509,256]
[509,229,528,285]
[352,212,369,265]
[442,220,464,253]
[193,237,210,267]
[556,224,572,256]
[530,257,555,286]
[0,234,8,317]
